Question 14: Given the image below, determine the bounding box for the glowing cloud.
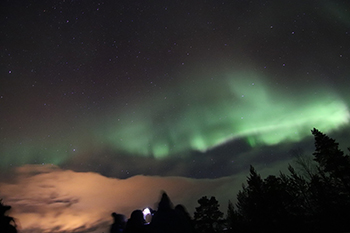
[0,165,239,233]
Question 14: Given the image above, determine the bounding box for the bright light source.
[143,208,151,219]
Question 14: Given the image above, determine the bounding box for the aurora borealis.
[104,73,349,158]
[1,0,350,232]
[2,72,349,165]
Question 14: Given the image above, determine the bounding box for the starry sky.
[1,0,350,232]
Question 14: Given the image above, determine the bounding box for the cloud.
[0,165,241,233]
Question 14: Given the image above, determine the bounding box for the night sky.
[1,0,350,232]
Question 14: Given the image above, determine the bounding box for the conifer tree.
[311,128,350,191]
[194,196,224,233]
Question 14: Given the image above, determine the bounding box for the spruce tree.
[194,196,224,233]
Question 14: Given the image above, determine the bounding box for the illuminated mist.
[0,165,239,233]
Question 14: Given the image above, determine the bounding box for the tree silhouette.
[309,128,350,232]
[231,129,350,233]
[226,201,245,233]
[194,196,224,233]
[312,128,350,192]
[235,166,298,233]
[0,199,17,233]
[235,165,264,229]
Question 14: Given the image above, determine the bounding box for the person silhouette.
[110,212,126,233]
[150,192,190,233]
[124,209,149,233]
[175,204,194,233]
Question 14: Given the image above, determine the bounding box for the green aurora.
[2,72,349,166]
[104,72,350,158]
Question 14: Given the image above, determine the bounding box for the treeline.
[2,128,350,233]
[194,128,350,233]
